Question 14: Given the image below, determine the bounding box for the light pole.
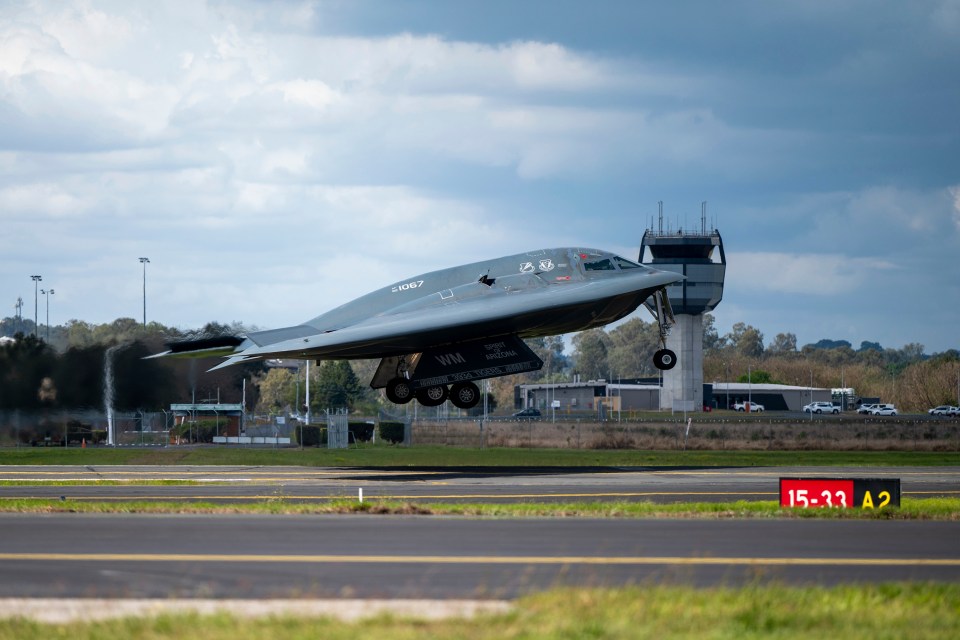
[724,361,730,410]
[40,289,54,341]
[139,257,150,327]
[30,275,41,337]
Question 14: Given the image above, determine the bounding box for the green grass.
[1,445,957,467]
[0,497,956,519]
[0,480,202,486]
[0,584,957,639]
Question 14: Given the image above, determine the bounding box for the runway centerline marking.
[0,553,957,567]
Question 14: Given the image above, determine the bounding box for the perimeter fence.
[1,409,958,451]
[408,416,960,451]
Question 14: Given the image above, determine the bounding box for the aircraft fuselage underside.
[371,335,543,409]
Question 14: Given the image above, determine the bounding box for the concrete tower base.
[659,314,704,411]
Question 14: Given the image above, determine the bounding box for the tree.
[737,369,777,384]
[526,336,569,381]
[702,313,725,352]
[312,360,365,411]
[572,329,611,380]
[726,322,764,358]
[111,341,178,411]
[768,333,797,354]
[808,338,853,350]
[256,368,295,414]
[607,318,659,377]
[0,333,56,410]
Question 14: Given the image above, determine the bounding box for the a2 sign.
[780,478,901,509]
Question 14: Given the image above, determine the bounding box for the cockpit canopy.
[580,253,647,273]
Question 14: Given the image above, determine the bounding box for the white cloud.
[0,1,957,351]
[728,252,897,296]
[272,79,339,110]
[0,182,90,217]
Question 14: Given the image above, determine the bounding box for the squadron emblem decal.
[539,259,555,271]
[519,262,535,273]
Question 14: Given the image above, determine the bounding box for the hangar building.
[517,381,833,414]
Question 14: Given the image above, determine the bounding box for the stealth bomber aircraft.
[151,248,683,409]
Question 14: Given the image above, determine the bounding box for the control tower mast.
[640,202,726,411]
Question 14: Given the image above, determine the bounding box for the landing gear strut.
[646,287,678,371]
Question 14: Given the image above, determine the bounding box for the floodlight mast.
[40,289,54,341]
[30,275,42,337]
[139,257,150,327]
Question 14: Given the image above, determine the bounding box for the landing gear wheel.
[416,385,449,407]
[653,349,677,371]
[450,381,481,409]
[385,377,414,404]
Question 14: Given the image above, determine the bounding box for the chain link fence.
[2,409,957,451]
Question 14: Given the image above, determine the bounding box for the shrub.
[378,421,405,444]
[295,425,324,447]
[348,421,374,443]
[172,419,223,443]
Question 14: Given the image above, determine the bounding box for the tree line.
[2,314,957,415]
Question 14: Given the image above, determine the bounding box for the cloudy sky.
[2,0,958,353]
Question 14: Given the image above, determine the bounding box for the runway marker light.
[359,488,363,503]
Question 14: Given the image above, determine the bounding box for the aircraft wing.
[196,267,680,370]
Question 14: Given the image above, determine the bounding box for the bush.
[378,421,405,444]
[348,421,374,443]
[172,419,223,443]
[295,425,324,447]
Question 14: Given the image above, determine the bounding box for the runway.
[0,465,957,503]
[1,465,957,602]
[1,514,958,598]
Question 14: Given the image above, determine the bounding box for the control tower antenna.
[701,201,707,235]
[658,200,664,234]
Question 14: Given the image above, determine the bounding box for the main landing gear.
[386,377,482,409]
[646,286,677,371]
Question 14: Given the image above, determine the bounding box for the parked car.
[803,402,839,414]
[857,404,877,414]
[871,405,898,416]
[732,402,764,412]
[512,408,542,419]
[928,406,959,416]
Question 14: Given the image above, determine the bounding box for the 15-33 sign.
[779,478,901,509]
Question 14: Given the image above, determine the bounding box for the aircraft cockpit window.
[583,258,615,271]
[614,256,643,270]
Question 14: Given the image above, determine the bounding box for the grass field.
[0,445,957,467]
[0,497,957,519]
[0,584,957,639]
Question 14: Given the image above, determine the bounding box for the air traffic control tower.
[640,202,726,411]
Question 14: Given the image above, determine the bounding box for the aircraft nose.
[643,266,685,286]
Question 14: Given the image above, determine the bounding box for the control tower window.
[583,258,615,271]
